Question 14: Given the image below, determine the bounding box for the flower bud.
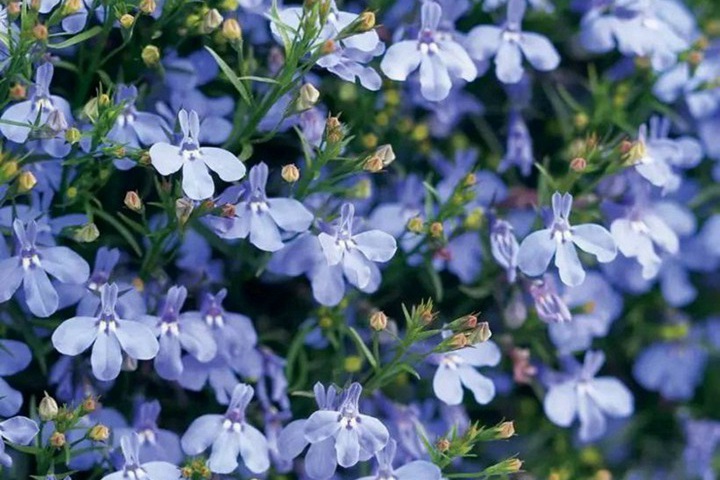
[176,198,194,225]
[50,431,66,448]
[119,14,135,29]
[321,39,336,55]
[7,2,21,16]
[407,217,424,233]
[98,93,111,108]
[429,222,443,238]
[74,223,100,243]
[18,171,37,193]
[297,83,320,111]
[449,333,468,350]
[81,396,98,413]
[65,127,81,144]
[222,18,242,41]
[63,0,81,14]
[1,161,18,179]
[570,157,587,172]
[9,83,26,100]
[510,347,537,384]
[495,421,515,439]
[358,11,375,31]
[436,438,450,452]
[139,0,156,14]
[124,191,143,212]
[202,9,224,33]
[363,155,384,173]
[221,203,236,218]
[343,355,363,373]
[141,45,161,67]
[464,314,478,329]
[39,392,59,421]
[469,321,492,343]
[326,116,344,143]
[89,424,110,442]
[33,24,48,41]
[369,310,388,331]
[281,164,300,183]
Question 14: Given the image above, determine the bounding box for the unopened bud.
[33,24,48,41]
[436,438,450,452]
[50,431,66,448]
[429,222,443,238]
[89,424,110,442]
[1,161,18,179]
[281,164,300,183]
[464,315,478,329]
[119,14,135,29]
[358,11,375,31]
[619,139,633,155]
[65,127,81,144]
[9,84,26,100]
[326,116,343,143]
[344,355,363,373]
[139,0,156,14]
[321,39,336,55]
[176,198,194,225]
[297,83,320,110]
[222,18,242,41]
[496,421,515,439]
[369,310,388,331]
[7,2,21,16]
[363,155,384,173]
[98,93,111,107]
[141,45,161,67]
[468,321,492,343]
[39,392,59,421]
[221,203,236,218]
[449,333,468,350]
[18,171,37,193]
[124,191,143,212]
[463,173,476,187]
[74,223,100,243]
[570,157,587,172]
[402,218,421,234]
[63,0,81,14]
[202,9,224,33]
[82,396,97,413]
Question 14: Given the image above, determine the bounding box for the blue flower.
[467,0,560,84]
[518,192,617,286]
[107,85,169,150]
[0,219,90,317]
[102,432,180,480]
[318,203,397,293]
[0,416,39,468]
[113,400,183,464]
[0,340,31,417]
[149,109,246,200]
[52,283,159,381]
[529,275,572,323]
[683,418,720,480]
[499,110,534,176]
[139,285,216,381]
[0,63,73,144]
[211,162,314,252]
[543,350,633,442]
[430,337,501,406]
[280,382,389,479]
[355,438,442,480]
[380,1,477,101]
[490,218,520,283]
[181,383,270,474]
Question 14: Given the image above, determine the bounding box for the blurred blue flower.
[102,432,180,480]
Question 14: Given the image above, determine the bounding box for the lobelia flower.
[51,283,159,381]
[102,433,180,480]
[0,219,90,317]
[528,275,572,323]
[466,0,560,84]
[380,1,477,101]
[543,350,634,442]
[107,85,168,150]
[355,438,442,480]
[430,335,501,406]
[0,63,73,144]
[113,400,183,464]
[517,192,617,287]
[0,340,31,417]
[149,109,246,200]
[210,162,314,252]
[499,110,535,176]
[0,416,39,468]
[683,418,720,480]
[490,218,520,283]
[298,383,389,479]
[181,383,270,474]
[139,285,217,381]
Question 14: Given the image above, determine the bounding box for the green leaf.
[48,26,102,49]
[205,46,253,105]
[348,326,378,370]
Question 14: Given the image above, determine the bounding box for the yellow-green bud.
[33,24,48,41]
[139,0,156,14]
[18,171,37,193]
[74,223,100,243]
[429,221,443,238]
[222,18,242,41]
[1,161,19,179]
[39,392,59,421]
[65,127,81,144]
[50,431,66,448]
[141,45,161,67]
[436,438,450,452]
[202,9,224,33]
[63,0,82,15]
[407,216,424,233]
[119,14,135,29]
[89,424,110,442]
[297,83,320,111]
[369,310,388,331]
[281,164,300,183]
[175,198,194,225]
[358,11,375,31]
[495,421,515,439]
[343,355,363,373]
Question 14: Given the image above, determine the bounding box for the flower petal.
[202,147,246,182]
[23,267,58,318]
[555,241,585,287]
[571,224,617,263]
[181,414,224,455]
[182,159,215,201]
[380,41,422,81]
[517,229,556,277]
[52,316,98,356]
[433,365,463,405]
[91,333,123,381]
[149,143,183,176]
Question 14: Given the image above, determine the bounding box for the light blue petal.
[517,229,555,277]
[555,241,585,287]
[433,365,463,405]
[276,419,308,460]
[304,410,340,443]
[181,414,224,455]
[23,267,59,318]
[544,382,577,427]
[40,246,90,284]
[115,319,159,360]
[571,224,617,263]
[202,147,246,182]
[419,54,452,101]
[588,378,634,418]
[495,41,524,84]
[52,316,98,356]
[0,416,38,444]
[149,143,183,176]
[459,367,496,404]
[380,41,422,81]
[238,424,270,473]
[182,159,215,201]
[304,437,337,480]
[249,212,284,252]
[267,198,314,232]
[91,333,123,381]
[0,257,23,303]
[519,32,560,71]
[208,429,241,474]
[353,230,397,262]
